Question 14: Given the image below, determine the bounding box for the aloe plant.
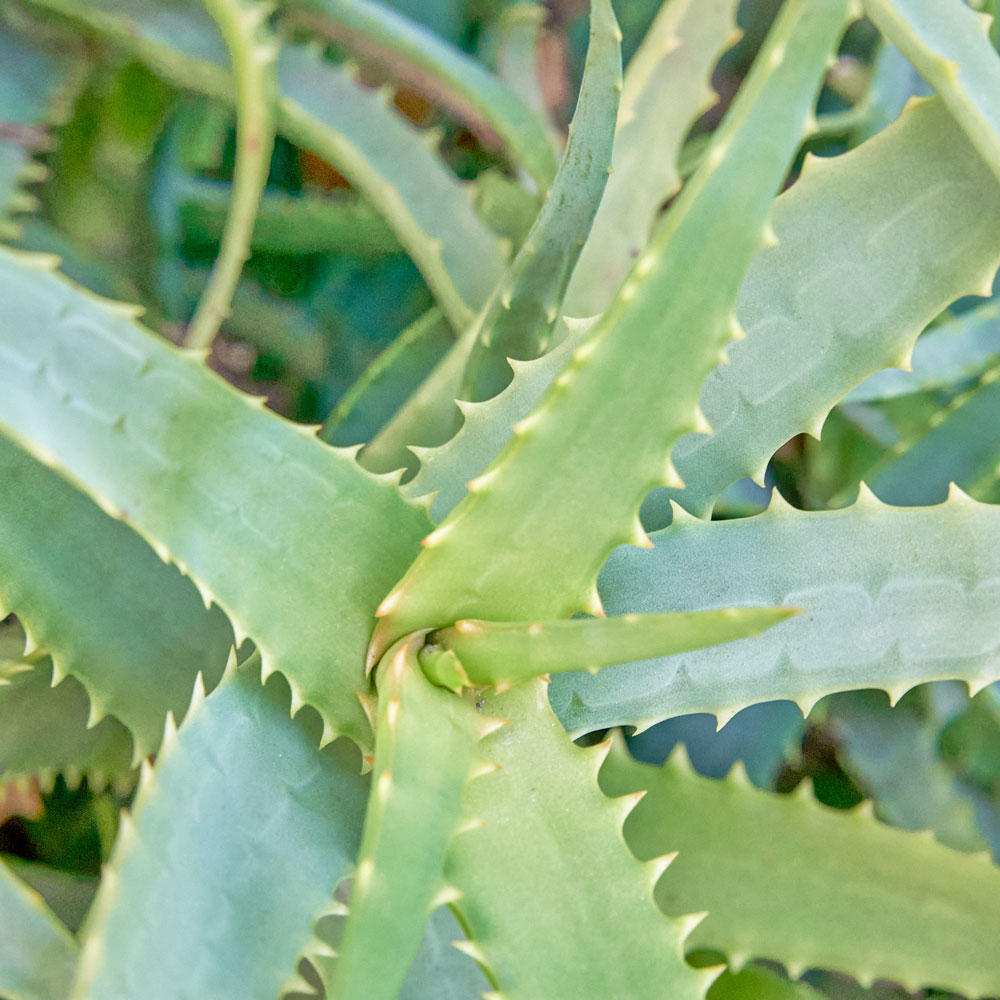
[2,0,1000,997]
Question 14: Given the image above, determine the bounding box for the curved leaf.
[286,0,558,191]
[668,96,1000,518]
[0,434,233,758]
[0,857,78,1000]
[361,0,621,473]
[0,249,431,750]
[19,0,505,327]
[602,737,1000,997]
[551,488,1000,735]
[71,664,368,1000]
[566,0,740,315]
[862,0,1000,180]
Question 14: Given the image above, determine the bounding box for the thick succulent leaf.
[71,664,368,1000]
[323,635,481,999]
[824,690,987,852]
[868,370,1000,505]
[550,489,1000,735]
[846,300,1000,403]
[373,0,850,653]
[666,96,1000,519]
[361,0,621,472]
[709,968,824,1000]
[419,607,795,691]
[19,0,505,327]
[862,0,1000,180]
[565,0,740,315]
[285,0,558,190]
[0,435,233,758]
[0,654,134,790]
[397,905,491,999]
[402,317,595,522]
[445,678,712,999]
[0,20,79,240]
[0,858,78,1000]
[459,0,621,402]
[602,737,1000,997]
[324,308,453,446]
[185,0,277,350]
[2,857,98,935]
[0,249,431,749]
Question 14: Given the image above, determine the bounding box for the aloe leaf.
[824,690,987,852]
[71,663,368,1000]
[323,635,482,999]
[445,679,713,999]
[0,435,233,758]
[402,317,595,522]
[565,0,740,316]
[0,19,81,240]
[0,653,134,791]
[323,308,454,446]
[0,249,432,750]
[372,0,851,655]
[493,3,560,148]
[419,607,796,692]
[396,905,491,999]
[285,0,558,191]
[360,0,621,472]
[846,300,1000,403]
[458,0,621,403]
[867,369,1000,505]
[184,0,277,350]
[709,967,824,1000]
[601,737,1000,997]
[550,488,1000,735]
[19,0,506,328]
[862,0,1000,180]
[181,181,401,256]
[0,858,78,1000]
[667,96,1000,519]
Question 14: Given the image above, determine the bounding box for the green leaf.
[824,690,987,852]
[867,368,1000,505]
[71,663,368,1000]
[445,679,713,999]
[0,856,78,1000]
[601,736,1000,997]
[550,488,1000,735]
[0,650,134,791]
[419,607,796,692]
[667,96,1000,519]
[19,0,506,327]
[565,0,740,316]
[862,0,1000,180]
[402,317,595,522]
[184,0,277,350]
[1,857,98,935]
[285,0,559,191]
[372,0,850,655]
[709,967,824,1000]
[0,435,233,758]
[846,300,1000,403]
[360,0,621,472]
[323,308,454,447]
[0,248,432,750]
[323,635,481,999]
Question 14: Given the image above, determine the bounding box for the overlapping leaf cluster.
[1,0,1000,998]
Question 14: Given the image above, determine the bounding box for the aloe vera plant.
[2,0,1000,996]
